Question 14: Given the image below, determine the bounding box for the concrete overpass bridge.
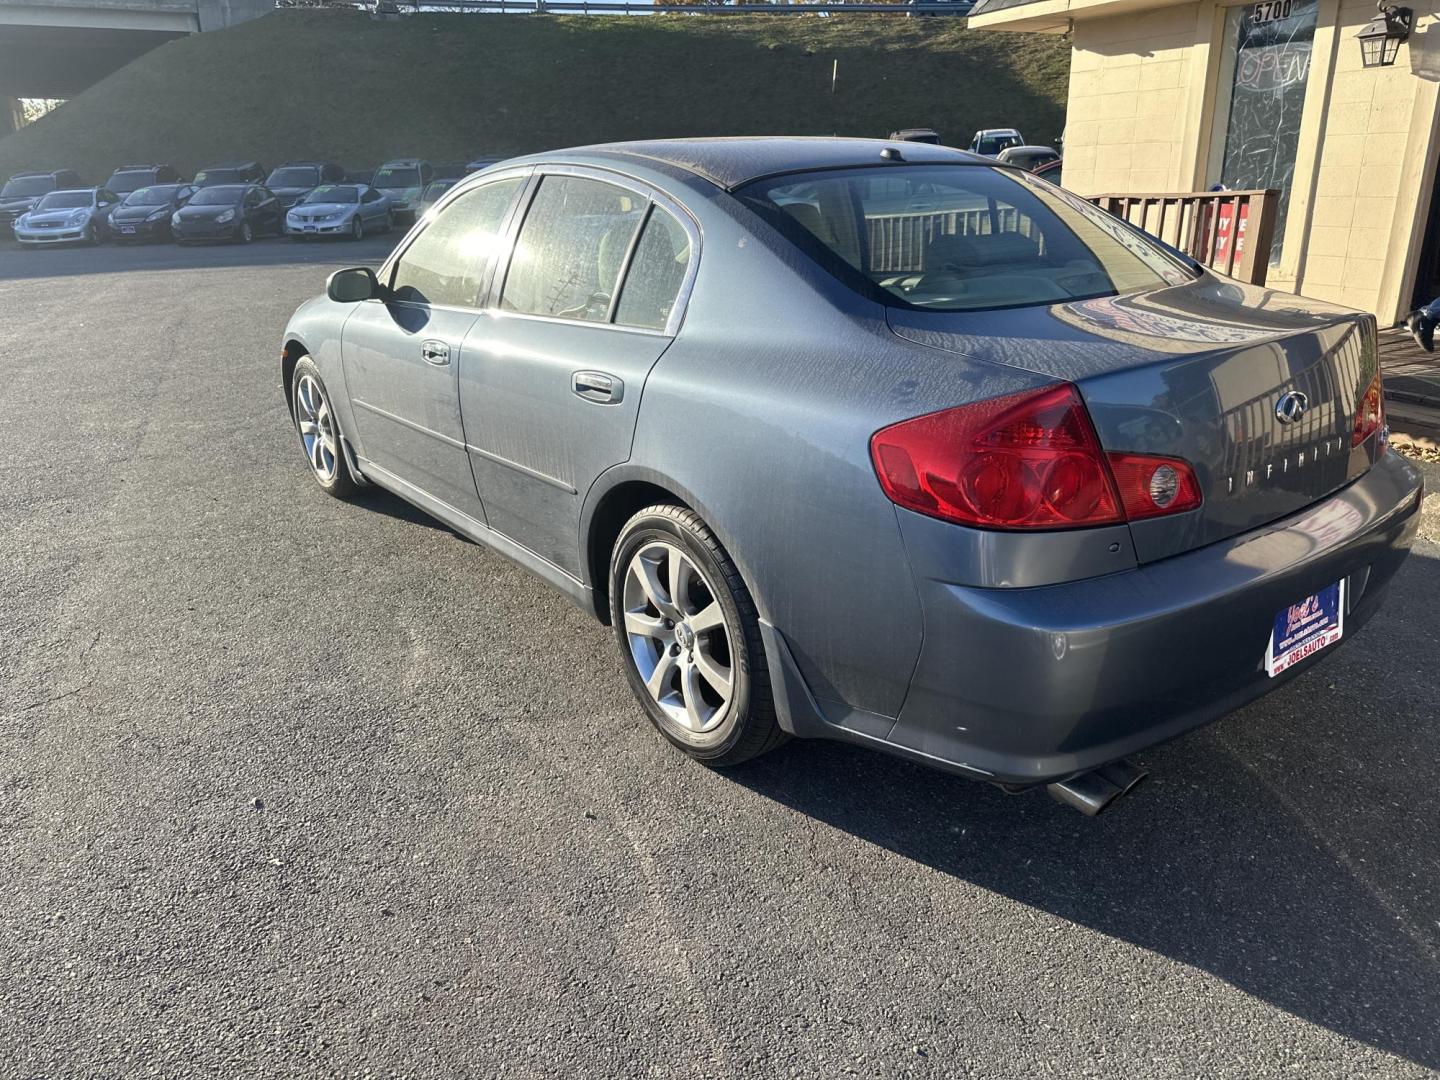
[1,0,272,116]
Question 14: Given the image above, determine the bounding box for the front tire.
[291,357,357,499]
[610,505,783,767]
[351,216,364,241]
[237,221,254,245]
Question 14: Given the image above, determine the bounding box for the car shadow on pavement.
[353,487,455,534]
[729,547,1440,1070]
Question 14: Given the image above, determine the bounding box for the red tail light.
[870,384,1203,530]
[1350,368,1385,450]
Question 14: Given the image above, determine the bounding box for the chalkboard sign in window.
[1208,0,1319,266]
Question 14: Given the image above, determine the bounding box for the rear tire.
[610,505,784,767]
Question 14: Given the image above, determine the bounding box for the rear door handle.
[572,370,623,404]
[421,340,450,366]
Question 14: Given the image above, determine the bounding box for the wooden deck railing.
[1087,189,1279,285]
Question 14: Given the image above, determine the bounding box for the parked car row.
[1,155,507,247]
[889,127,1064,180]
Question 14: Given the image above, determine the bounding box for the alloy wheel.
[622,540,735,735]
[294,373,339,482]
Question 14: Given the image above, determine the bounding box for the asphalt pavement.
[2,235,1440,1079]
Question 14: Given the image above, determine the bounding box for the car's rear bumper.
[771,450,1425,786]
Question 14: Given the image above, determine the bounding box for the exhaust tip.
[1047,759,1148,816]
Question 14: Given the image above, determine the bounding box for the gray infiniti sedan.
[279,138,1424,814]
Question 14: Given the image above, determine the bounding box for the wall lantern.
[1357,3,1414,68]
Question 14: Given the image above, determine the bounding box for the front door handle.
[572,370,623,404]
[421,340,450,366]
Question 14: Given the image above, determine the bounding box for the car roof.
[521,137,993,192]
[112,165,168,171]
[200,161,258,169]
[1002,145,1057,154]
[975,128,1022,137]
[44,188,97,195]
[379,158,428,166]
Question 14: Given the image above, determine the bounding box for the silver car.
[13,187,119,246]
[278,138,1423,814]
[285,184,393,240]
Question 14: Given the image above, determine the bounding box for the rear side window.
[391,177,522,309]
[501,175,645,323]
[615,207,691,330]
[738,165,1192,312]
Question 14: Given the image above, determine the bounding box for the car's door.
[241,187,263,231]
[253,186,281,233]
[341,174,528,520]
[458,168,698,576]
[360,187,386,228]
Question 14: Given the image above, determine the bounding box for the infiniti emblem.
[1274,390,1310,425]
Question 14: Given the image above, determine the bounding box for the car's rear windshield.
[106,171,152,192]
[302,185,359,204]
[374,167,419,187]
[1008,150,1057,168]
[36,191,93,210]
[190,185,245,205]
[123,185,179,206]
[269,167,318,188]
[423,180,455,198]
[2,176,52,198]
[737,165,1194,313]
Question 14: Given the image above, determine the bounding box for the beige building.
[970,0,1440,324]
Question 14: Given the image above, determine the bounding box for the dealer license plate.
[1265,581,1344,677]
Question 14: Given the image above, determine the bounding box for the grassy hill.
[0,11,1069,181]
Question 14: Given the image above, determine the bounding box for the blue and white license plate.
[1266,580,1344,677]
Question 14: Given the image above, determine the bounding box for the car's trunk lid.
[888,277,1382,563]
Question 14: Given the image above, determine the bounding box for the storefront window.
[1209,0,1319,266]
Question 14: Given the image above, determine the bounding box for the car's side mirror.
[327,266,383,304]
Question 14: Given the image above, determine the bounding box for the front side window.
[739,165,1193,312]
[614,207,691,330]
[500,175,646,323]
[390,177,523,308]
